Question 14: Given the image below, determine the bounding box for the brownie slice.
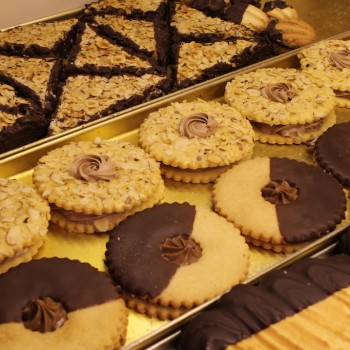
[0,18,80,58]
[0,83,48,154]
[49,73,172,135]
[0,55,62,115]
[83,0,169,20]
[172,37,273,89]
[66,23,163,76]
[92,15,170,66]
[170,1,256,42]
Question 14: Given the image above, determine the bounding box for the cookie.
[213,157,347,252]
[0,178,50,274]
[0,258,128,350]
[138,99,255,183]
[32,138,164,234]
[224,67,336,144]
[314,122,350,188]
[298,39,350,108]
[105,202,250,319]
[178,254,350,350]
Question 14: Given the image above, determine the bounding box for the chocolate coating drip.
[105,202,196,298]
[178,255,350,349]
[0,258,119,324]
[270,157,346,243]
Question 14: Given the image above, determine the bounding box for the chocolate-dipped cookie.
[315,122,350,188]
[105,202,250,319]
[0,258,128,349]
[213,157,347,252]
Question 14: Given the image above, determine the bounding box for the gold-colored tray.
[1,31,350,350]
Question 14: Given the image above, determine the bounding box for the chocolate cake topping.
[0,258,119,325]
[329,48,350,69]
[178,254,350,350]
[105,202,196,298]
[261,179,298,204]
[260,82,296,103]
[315,122,350,187]
[179,113,218,138]
[269,157,346,243]
[263,0,289,11]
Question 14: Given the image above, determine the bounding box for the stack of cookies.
[32,138,165,234]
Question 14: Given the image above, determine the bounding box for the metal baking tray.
[1,0,350,160]
[1,29,350,350]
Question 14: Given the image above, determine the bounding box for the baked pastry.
[178,254,350,349]
[32,138,164,234]
[0,55,62,115]
[66,22,162,76]
[138,99,255,183]
[0,82,48,153]
[170,1,256,42]
[0,18,79,58]
[173,38,272,89]
[224,67,336,144]
[84,0,168,20]
[314,122,350,188]
[91,14,169,66]
[49,72,171,135]
[212,157,347,252]
[105,202,250,319]
[267,18,316,49]
[298,39,350,108]
[263,0,299,20]
[225,2,269,31]
[0,257,128,350]
[0,178,50,274]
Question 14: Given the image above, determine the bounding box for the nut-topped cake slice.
[173,38,272,89]
[66,23,163,76]
[0,18,79,58]
[92,14,169,66]
[170,1,256,42]
[49,73,171,135]
[84,0,169,20]
[0,55,62,115]
[0,83,48,153]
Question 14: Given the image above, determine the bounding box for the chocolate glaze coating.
[315,122,350,187]
[105,202,196,299]
[270,157,347,243]
[178,255,350,349]
[337,227,350,254]
[0,258,120,324]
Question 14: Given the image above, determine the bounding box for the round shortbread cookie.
[0,178,50,274]
[213,157,347,247]
[32,138,163,215]
[224,67,336,143]
[138,99,254,176]
[105,202,250,318]
[0,258,128,350]
[315,122,350,188]
[298,39,350,107]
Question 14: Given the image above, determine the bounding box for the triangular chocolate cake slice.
[173,38,272,89]
[92,15,169,66]
[0,83,48,153]
[84,0,169,20]
[0,18,79,58]
[66,23,163,76]
[49,73,171,135]
[170,1,256,42]
[0,55,62,115]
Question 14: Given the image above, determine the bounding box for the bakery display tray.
[1,30,350,350]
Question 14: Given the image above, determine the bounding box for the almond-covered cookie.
[105,202,250,319]
[213,157,347,253]
[298,39,350,108]
[224,67,336,144]
[138,99,255,183]
[0,178,50,274]
[32,138,164,234]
